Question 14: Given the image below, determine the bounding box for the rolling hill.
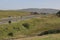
[19,8,60,14]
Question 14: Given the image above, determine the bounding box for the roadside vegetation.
[0,15,60,39]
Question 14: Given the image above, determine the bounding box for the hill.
[20,8,60,13]
[0,8,59,18]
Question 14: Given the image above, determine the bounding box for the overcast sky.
[0,0,60,10]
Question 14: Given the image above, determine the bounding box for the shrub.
[13,27,20,31]
[31,12,39,15]
[8,32,13,37]
[8,20,11,24]
[56,11,60,17]
[38,29,60,36]
[22,23,30,29]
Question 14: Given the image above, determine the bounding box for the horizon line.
[0,8,60,10]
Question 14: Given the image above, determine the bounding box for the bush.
[13,27,20,31]
[8,32,13,37]
[31,12,39,15]
[8,21,11,24]
[22,23,30,29]
[56,11,60,17]
[38,29,60,36]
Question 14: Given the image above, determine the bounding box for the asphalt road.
[0,15,40,24]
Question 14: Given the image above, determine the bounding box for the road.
[0,15,40,24]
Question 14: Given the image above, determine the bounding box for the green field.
[0,15,60,39]
[0,11,30,18]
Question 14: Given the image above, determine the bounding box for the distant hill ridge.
[0,8,60,14]
[19,8,60,14]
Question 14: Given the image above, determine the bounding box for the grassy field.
[0,15,60,39]
[0,11,30,18]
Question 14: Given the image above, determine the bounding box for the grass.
[0,15,60,39]
[18,34,60,40]
[0,11,30,18]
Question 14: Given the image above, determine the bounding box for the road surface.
[0,15,40,24]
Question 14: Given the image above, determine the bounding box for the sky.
[0,0,60,10]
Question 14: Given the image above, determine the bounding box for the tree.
[31,12,39,15]
[56,11,60,17]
